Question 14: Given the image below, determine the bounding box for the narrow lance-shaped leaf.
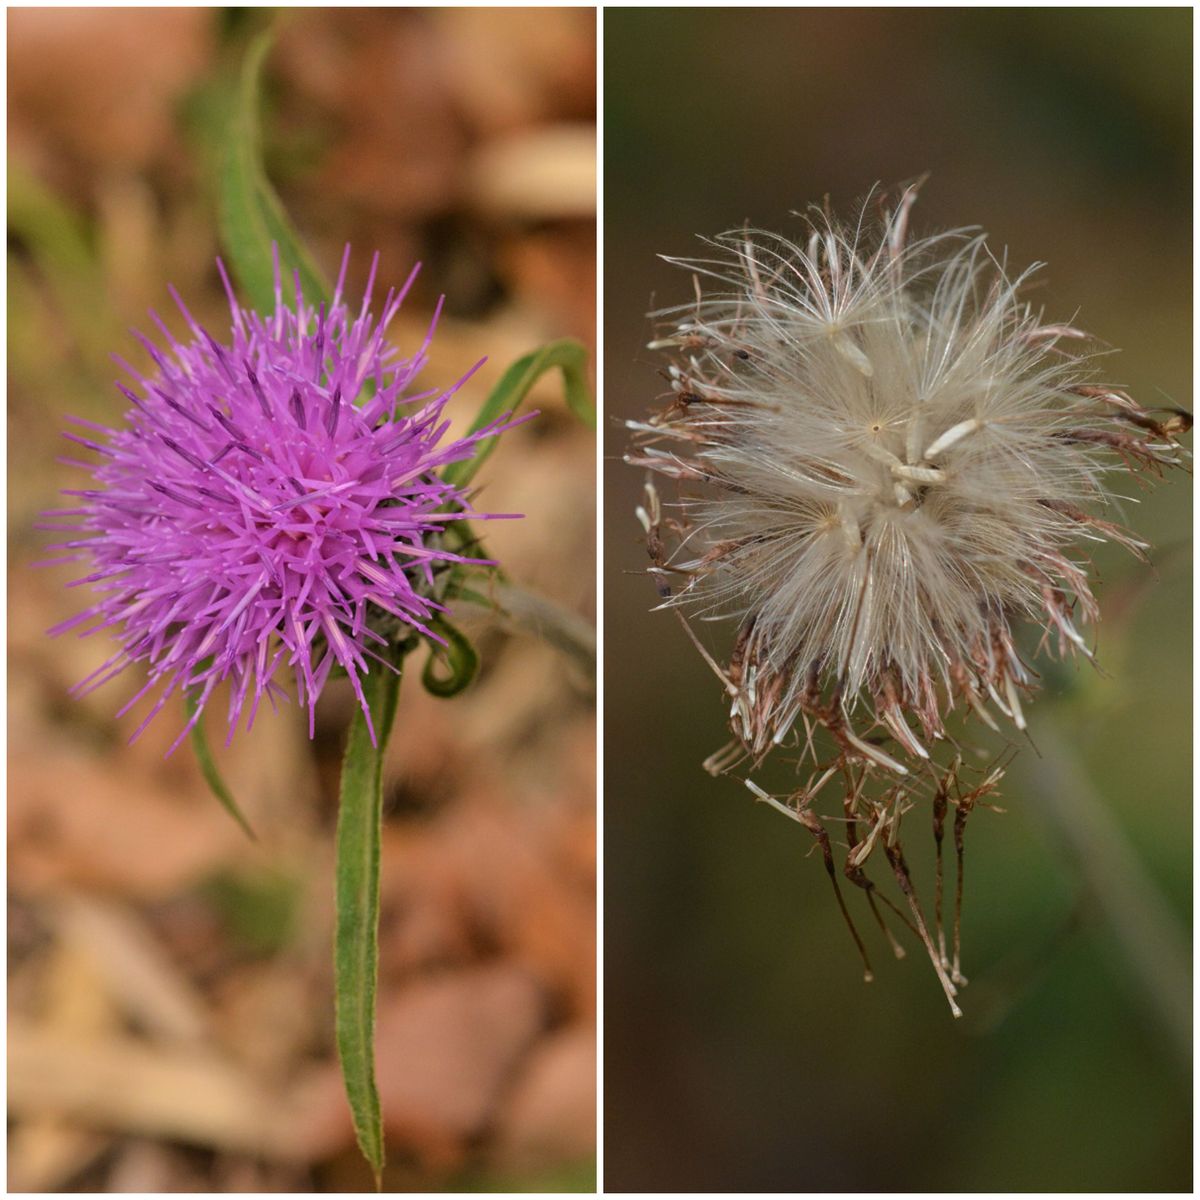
[421,615,480,697]
[186,693,257,841]
[334,656,403,1187]
[442,337,595,491]
[220,31,330,313]
[434,337,594,604]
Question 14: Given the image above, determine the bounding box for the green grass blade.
[220,31,330,313]
[185,695,257,841]
[443,338,594,490]
[334,659,403,1187]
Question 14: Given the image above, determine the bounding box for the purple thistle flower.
[44,247,524,752]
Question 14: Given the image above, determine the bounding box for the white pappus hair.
[628,182,1189,1011]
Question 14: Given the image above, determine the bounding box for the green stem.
[453,580,596,684]
[334,656,403,1187]
[1013,717,1190,1070]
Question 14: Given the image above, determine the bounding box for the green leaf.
[442,338,595,491]
[421,616,480,697]
[334,657,403,1187]
[441,581,495,608]
[186,695,257,841]
[219,31,330,313]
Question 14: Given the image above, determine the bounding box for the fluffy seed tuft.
[629,184,1189,1008]
[631,184,1187,772]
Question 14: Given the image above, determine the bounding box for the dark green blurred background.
[604,8,1191,1192]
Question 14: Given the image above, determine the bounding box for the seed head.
[45,248,522,751]
[631,184,1189,776]
[629,184,1189,1009]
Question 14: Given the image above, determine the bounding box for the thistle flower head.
[631,184,1189,775]
[46,248,521,751]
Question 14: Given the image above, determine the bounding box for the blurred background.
[604,8,1190,1193]
[9,7,594,1192]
